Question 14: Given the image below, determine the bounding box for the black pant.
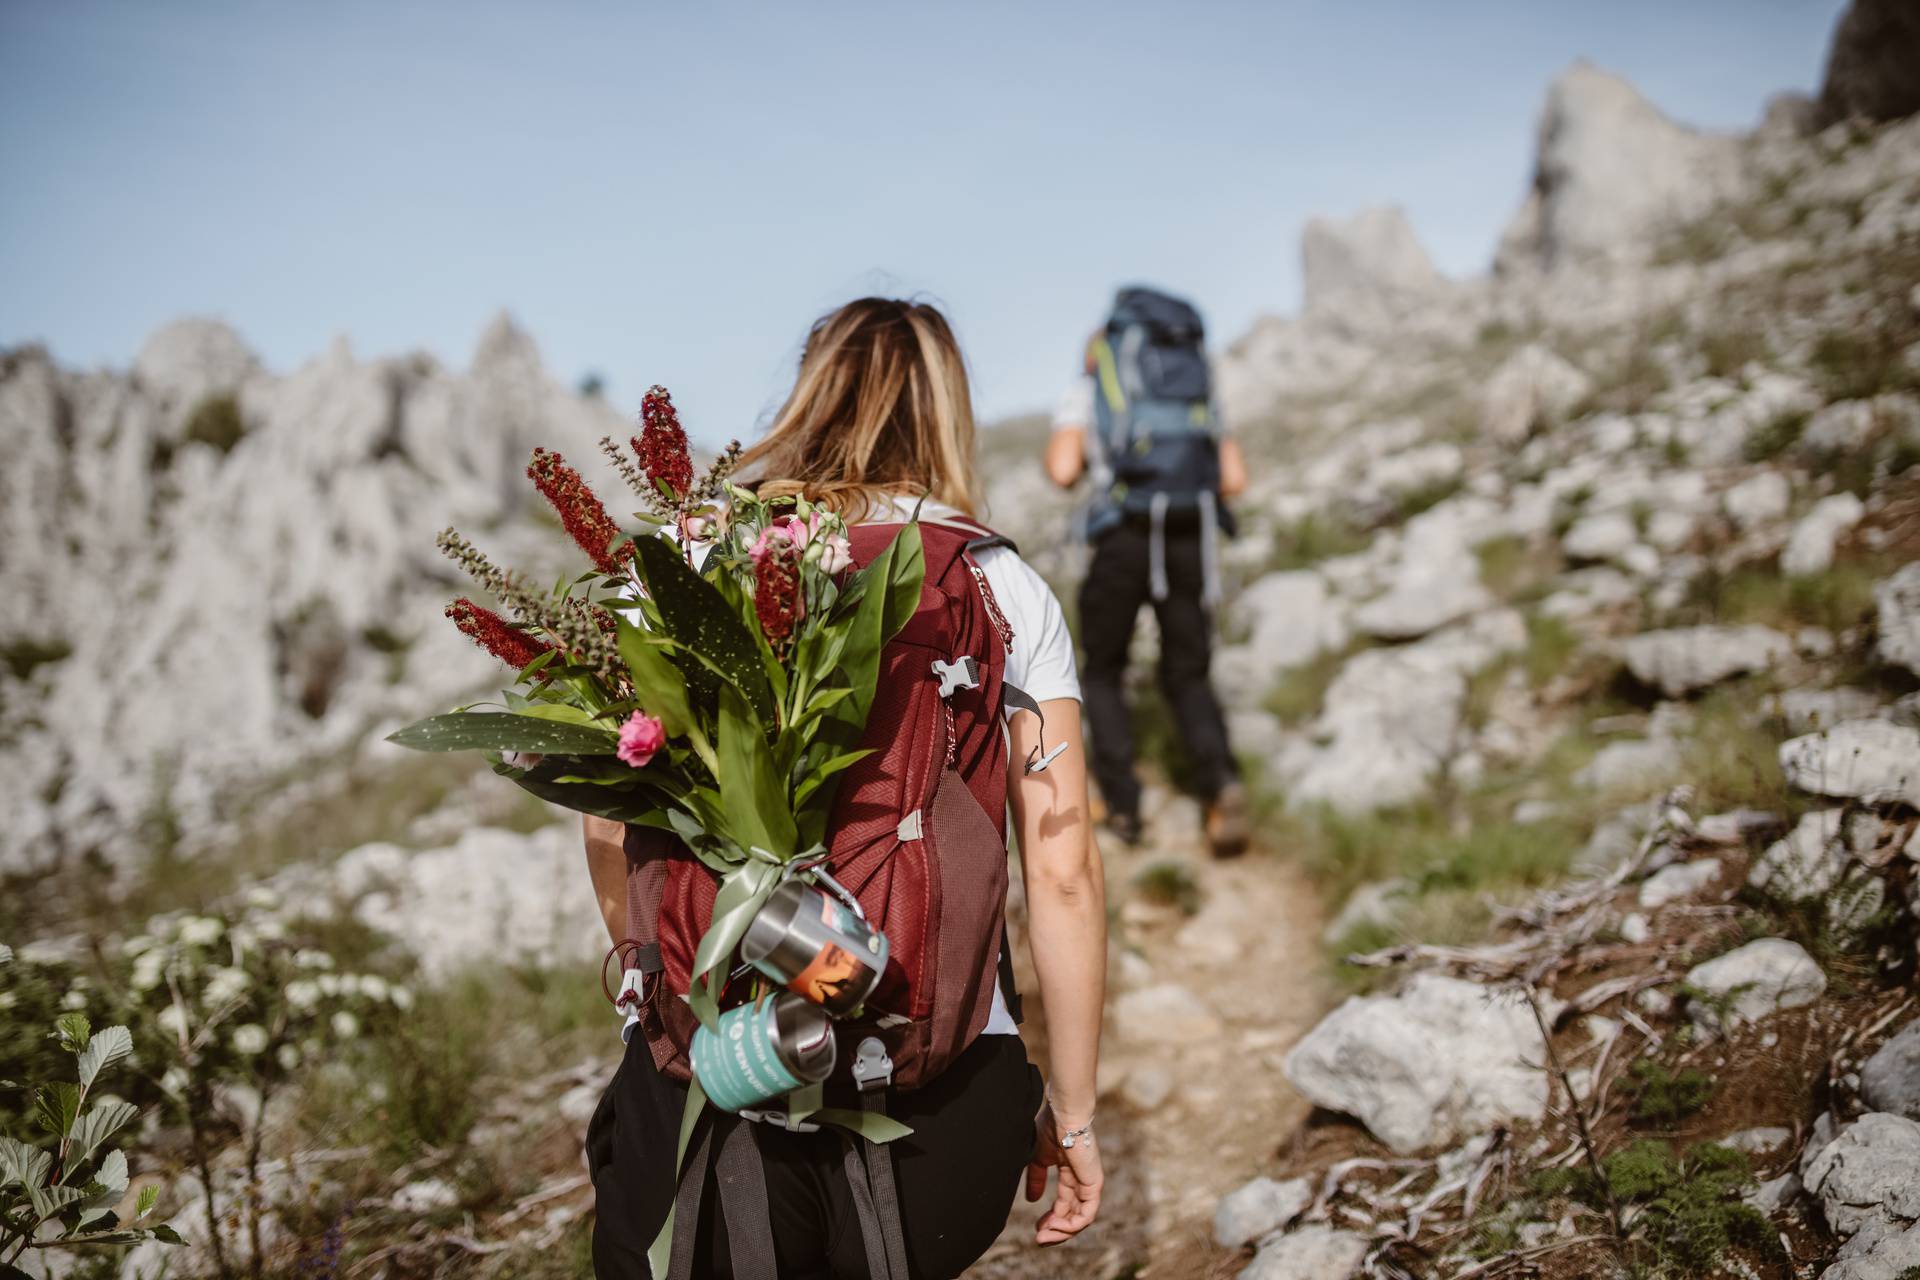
[1078,521,1235,821]
[587,1031,1041,1279]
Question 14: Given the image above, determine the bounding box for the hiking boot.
[1105,812,1144,847]
[1206,782,1250,858]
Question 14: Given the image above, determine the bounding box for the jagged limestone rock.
[1804,1112,1920,1239]
[1779,719,1920,807]
[1214,1175,1313,1249]
[1861,1021,1920,1122]
[1301,206,1442,318]
[1816,0,1920,127]
[1237,1225,1369,1280]
[1283,972,1547,1154]
[1684,938,1828,1035]
[1621,625,1794,697]
[1481,343,1594,444]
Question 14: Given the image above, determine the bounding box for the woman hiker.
[580,298,1108,1278]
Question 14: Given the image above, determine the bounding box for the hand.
[1024,1101,1103,1245]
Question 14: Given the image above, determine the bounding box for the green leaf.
[501,769,667,824]
[55,1012,89,1054]
[153,1223,186,1245]
[629,535,775,727]
[716,685,795,856]
[686,860,783,1032]
[76,1026,131,1088]
[615,620,696,740]
[69,1101,138,1167]
[515,702,599,727]
[27,1182,87,1220]
[94,1149,128,1198]
[812,1108,915,1144]
[0,1136,49,1189]
[386,712,620,755]
[34,1083,79,1140]
[136,1184,159,1219]
[794,749,875,808]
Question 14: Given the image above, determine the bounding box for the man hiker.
[1045,285,1250,857]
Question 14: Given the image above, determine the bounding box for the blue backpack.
[1083,286,1224,541]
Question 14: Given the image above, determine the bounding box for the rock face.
[1877,564,1920,677]
[1233,571,1350,669]
[1860,1021,1920,1121]
[1301,206,1441,317]
[1495,62,1746,272]
[1621,625,1794,697]
[1283,973,1548,1154]
[1683,938,1828,1034]
[1816,0,1920,126]
[1481,344,1593,443]
[1820,1223,1920,1280]
[1779,720,1920,807]
[1214,1175,1313,1249]
[0,314,627,872]
[1803,1112,1920,1239]
[1237,1225,1368,1280]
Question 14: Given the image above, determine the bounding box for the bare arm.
[1219,435,1248,500]
[583,815,627,946]
[1008,698,1106,1244]
[1044,427,1086,489]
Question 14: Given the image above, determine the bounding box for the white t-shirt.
[873,497,1078,1034]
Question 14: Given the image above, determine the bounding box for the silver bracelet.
[1045,1086,1094,1148]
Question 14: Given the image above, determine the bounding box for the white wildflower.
[329,1011,359,1040]
[202,966,251,1008]
[253,918,288,942]
[243,887,281,911]
[0,992,16,1011]
[356,974,389,1002]
[276,1043,301,1071]
[294,949,334,970]
[160,1067,191,1096]
[61,989,88,1010]
[156,1004,191,1038]
[388,985,414,1011]
[121,934,156,957]
[317,974,342,998]
[231,1023,269,1055]
[177,916,224,947]
[131,951,167,993]
[285,979,321,1011]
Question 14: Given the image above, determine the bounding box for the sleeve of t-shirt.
[976,547,1081,706]
[1051,375,1095,434]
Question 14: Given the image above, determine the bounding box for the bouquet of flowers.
[389,387,924,1032]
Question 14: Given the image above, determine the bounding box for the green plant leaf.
[794,749,875,808]
[387,712,620,755]
[685,859,784,1032]
[615,621,696,740]
[717,685,795,856]
[135,1184,159,1219]
[153,1223,185,1244]
[69,1102,138,1167]
[54,1012,89,1054]
[514,702,599,727]
[93,1149,128,1198]
[0,1136,49,1189]
[629,535,775,727]
[34,1083,79,1140]
[27,1182,86,1220]
[76,1026,131,1088]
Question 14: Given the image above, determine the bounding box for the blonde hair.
[741,298,982,521]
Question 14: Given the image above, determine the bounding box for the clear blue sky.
[1,1,1845,444]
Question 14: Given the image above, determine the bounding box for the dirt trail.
[971,786,1329,1280]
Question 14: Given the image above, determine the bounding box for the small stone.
[1746,1172,1801,1216]
[1861,1021,1920,1122]
[1213,1175,1314,1249]
[1122,1064,1175,1112]
[1724,471,1792,528]
[1779,720,1920,807]
[1619,913,1651,944]
[1237,1224,1369,1280]
[1622,625,1793,697]
[1723,1127,1794,1156]
[1782,493,1866,576]
[391,1178,461,1215]
[1684,938,1827,1034]
[1749,809,1850,902]
[1636,987,1674,1017]
[1876,563,1920,677]
[1637,858,1722,909]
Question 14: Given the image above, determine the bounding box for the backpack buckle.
[930,656,980,698]
[739,1106,822,1134]
[852,1037,894,1092]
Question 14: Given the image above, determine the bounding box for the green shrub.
[1132,861,1203,916]
[1533,1140,1776,1275]
[1266,512,1371,571]
[1262,644,1360,725]
[1744,409,1809,462]
[1393,475,1464,522]
[181,393,247,454]
[1627,1058,1717,1124]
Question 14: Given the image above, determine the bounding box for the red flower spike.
[753,541,805,643]
[447,598,554,671]
[636,385,693,501]
[526,448,630,574]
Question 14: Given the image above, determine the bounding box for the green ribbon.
[647,1074,709,1279]
[686,856,784,1031]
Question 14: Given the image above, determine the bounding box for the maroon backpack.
[612,517,1032,1280]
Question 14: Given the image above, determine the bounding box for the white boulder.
[1775,687,1886,734]
[1783,493,1866,576]
[1237,1225,1369,1280]
[1860,1021,1920,1122]
[1804,1112,1920,1240]
[1562,511,1639,563]
[1482,344,1593,443]
[1877,563,1920,677]
[1214,1175,1313,1249]
[1683,938,1827,1034]
[1723,471,1793,529]
[1621,625,1793,697]
[1819,1222,1920,1280]
[1637,858,1722,909]
[1283,973,1548,1154]
[1234,571,1350,669]
[1779,720,1920,807]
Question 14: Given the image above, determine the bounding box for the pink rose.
[749,514,820,564]
[617,711,666,768]
[815,531,853,575]
[681,512,717,543]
